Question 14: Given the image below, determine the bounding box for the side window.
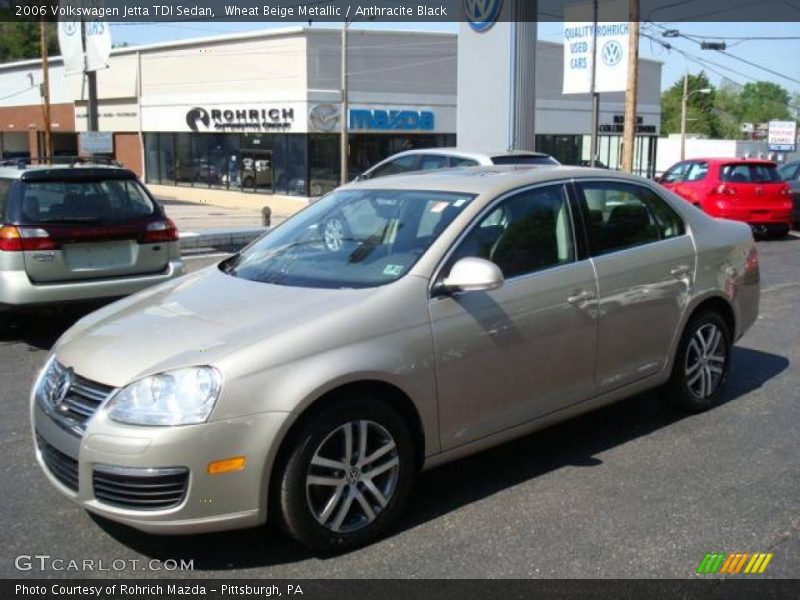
[661,162,688,183]
[0,179,10,220]
[450,185,575,279]
[369,155,418,179]
[578,182,662,255]
[637,186,686,239]
[684,162,709,182]
[450,157,479,168]
[418,154,450,171]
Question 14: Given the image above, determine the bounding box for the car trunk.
[718,162,789,222]
[17,177,170,284]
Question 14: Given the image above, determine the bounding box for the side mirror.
[442,257,504,293]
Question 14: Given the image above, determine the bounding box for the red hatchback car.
[657,158,793,238]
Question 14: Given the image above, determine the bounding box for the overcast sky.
[108,21,800,96]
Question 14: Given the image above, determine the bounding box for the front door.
[241,150,273,193]
[429,183,599,451]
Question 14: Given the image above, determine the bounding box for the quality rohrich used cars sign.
[562,0,630,94]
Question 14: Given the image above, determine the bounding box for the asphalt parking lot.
[1,238,799,579]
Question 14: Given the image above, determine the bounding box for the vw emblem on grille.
[50,367,74,411]
[602,40,624,67]
[465,0,503,33]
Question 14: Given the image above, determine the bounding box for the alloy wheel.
[323,218,345,252]
[305,420,400,534]
[684,323,727,400]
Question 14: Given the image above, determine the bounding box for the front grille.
[36,432,79,492]
[93,466,189,511]
[39,361,114,431]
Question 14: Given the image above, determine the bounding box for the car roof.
[385,148,553,160]
[345,165,642,196]
[0,164,136,181]
[683,157,777,165]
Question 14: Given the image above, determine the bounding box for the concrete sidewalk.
[151,185,310,252]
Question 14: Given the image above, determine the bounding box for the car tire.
[242,176,254,188]
[768,225,790,240]
[273,397,416,554]
[661,311,732,413]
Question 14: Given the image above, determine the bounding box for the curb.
[179,227,268,252]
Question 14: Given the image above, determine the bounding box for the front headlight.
[106,367,222,426]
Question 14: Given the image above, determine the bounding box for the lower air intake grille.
[36,432,79,492]
[92,465,189,511]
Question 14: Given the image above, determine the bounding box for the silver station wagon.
[31,166,759,552]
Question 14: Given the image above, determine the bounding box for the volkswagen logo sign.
[465,0,504,33]
[602,40,624,67]
[309,104,340,132]
[61,21,77,37]
[49,367,74,411]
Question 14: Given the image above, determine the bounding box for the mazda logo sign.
[465,0,503,33]
[309,104,340,133]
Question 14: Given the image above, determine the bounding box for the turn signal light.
[0,225,58,252]
[207,456,247,475]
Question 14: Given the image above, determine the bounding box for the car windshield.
[222,189,475,289]
[720,163,780,183]
[491,155,559,166]
[18,179,156,224]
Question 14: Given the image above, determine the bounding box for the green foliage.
[0,22,59,62]
[661,73,796,139]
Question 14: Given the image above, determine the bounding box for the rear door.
[18,176,169,283]
[720,162,786,212]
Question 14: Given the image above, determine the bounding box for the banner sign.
[768,120,797,152]
[562,1,630,94]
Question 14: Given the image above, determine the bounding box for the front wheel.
[661,311,732,413]
[273,398,416,553]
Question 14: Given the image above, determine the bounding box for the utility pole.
[589,0,599,167]
[680,74,688,160]
[621,0,639,173]
[82,20,99,132]
[339,21,349,186]
[39,18,52,164]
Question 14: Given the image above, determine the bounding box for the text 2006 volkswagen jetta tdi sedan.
[32,166,759,552]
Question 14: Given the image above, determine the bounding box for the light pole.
[680,75,712,160]
[340,20,349,187]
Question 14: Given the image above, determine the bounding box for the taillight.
[0,225,58,252]
[715,184,736,196]
[745,244,759,275]
[779,183,790,196]
[142,218,179,243]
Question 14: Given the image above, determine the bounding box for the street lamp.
[680,76,712,160]
[340,20,350,187]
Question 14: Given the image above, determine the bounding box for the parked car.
[0,163,185,321]
[32,166,759,552]
[778,160,800,228]
[578,159,608,168]
[657,158,793,238]
[355,148,560,181]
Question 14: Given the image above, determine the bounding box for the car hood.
[54,266,384,387]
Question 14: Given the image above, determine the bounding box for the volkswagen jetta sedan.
[31,166,759,553]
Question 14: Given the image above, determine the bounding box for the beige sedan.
[31,166,759,552]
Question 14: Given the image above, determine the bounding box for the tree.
[713,80,745,139]
[0,22,58,63]
[660,71,721,138]
[738,81,791,124]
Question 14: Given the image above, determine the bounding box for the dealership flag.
[562,0,630,94]
[57,20,84,74]
[85,21,112,72]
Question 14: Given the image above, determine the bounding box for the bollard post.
[261,206,272,228]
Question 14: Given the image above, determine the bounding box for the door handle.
[670,265,691,278]
[567,291,595,305]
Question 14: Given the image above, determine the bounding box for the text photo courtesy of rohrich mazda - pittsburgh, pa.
[1,1,800,599]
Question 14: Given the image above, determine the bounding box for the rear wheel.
[273,397,415,553]
[661,311,731,413]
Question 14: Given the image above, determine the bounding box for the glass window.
[18,179,155,224]
[720,163,780,183]
[309,134,340,196]
[684,162,709,181]
[491,155,560,166]
[578,182,662,255]
[220,189,475,289]
[174,134,193,186]
[450,157,479,168]
[144,134,160,184]
[418,154,450,171]
[286,135,308,196]
[661,162,689,183]
[208,134,241,190]
[450,185,575,279]
[369,155,419,179]
[638,187,686,239]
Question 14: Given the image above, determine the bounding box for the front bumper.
[31,379,291,535]
[1,259,186,308]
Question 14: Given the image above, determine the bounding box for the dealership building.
[0,26,661,197]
